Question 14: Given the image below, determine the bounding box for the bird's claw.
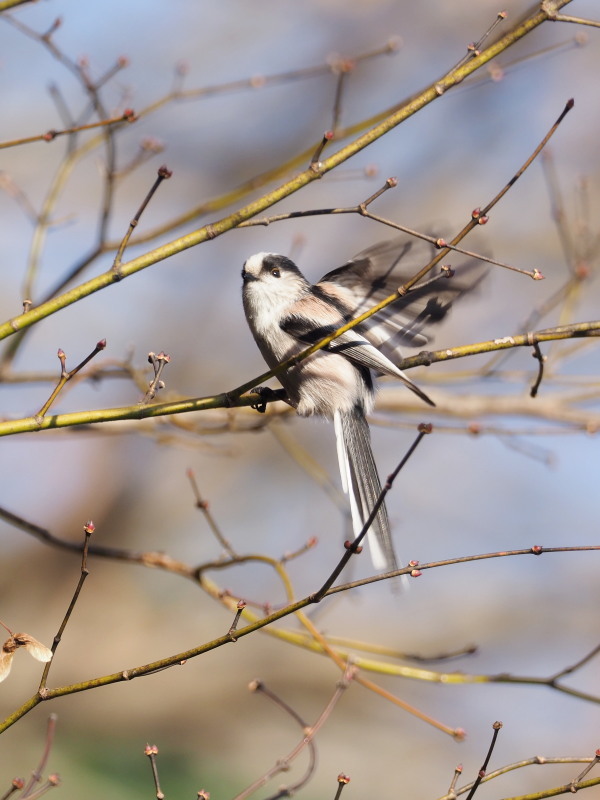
[250,386,286,413]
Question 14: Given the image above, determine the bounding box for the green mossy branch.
[0,320,596,438]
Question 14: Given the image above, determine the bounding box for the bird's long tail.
[334,407,399,573]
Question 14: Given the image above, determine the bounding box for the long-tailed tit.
[241,236,482,572]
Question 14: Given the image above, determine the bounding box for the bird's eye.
[271,268,281,278]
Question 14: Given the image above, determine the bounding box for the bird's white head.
[242,252,310,320]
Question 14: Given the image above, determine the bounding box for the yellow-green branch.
[0,0,572,344]
[0,320,596,438]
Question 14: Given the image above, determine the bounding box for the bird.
[241,235,482,573]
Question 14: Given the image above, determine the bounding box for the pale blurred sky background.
[0,1,599,798]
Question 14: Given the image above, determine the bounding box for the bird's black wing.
[319,235,486,359]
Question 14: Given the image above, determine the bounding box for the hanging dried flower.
[0,632,53,683]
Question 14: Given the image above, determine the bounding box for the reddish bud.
[477,215,489,225]
[158,165,173,179]
[410,569,422,578]
[84,520,95,534]
[57,348,66,358]
[122,108,137,122]
[408,560,420,567]
[531,545,543,555]
[43,130,58,141]
[306,537,318,548]
[337,774,351,784]
[493,720,503,729]
[12,779,25,790]
[117,56,129,68]
[435,238,447,248]
[344,540,362,554]
[471,208,482,220]
[48,774,61,786]
[468,422,481,435]
[454,728,467,741]
[418,423,433,434]
[97,339,107,350]
[532,269,544,281]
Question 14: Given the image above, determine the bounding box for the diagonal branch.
[0,0,574,345]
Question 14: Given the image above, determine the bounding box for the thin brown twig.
[0,110,136,150]
[333,775,351,800]
[112,166,173,269]
[570,751,600,790]
[436,755,600,800]
[144,744,165,800]
[141,351,171,403]
[465,721,502,800]
[311,424,431,602]
[450,11,508,72]
[35,340,107,421]
[543,8,600,29]
[21,715,58,799]
[186,469,238,558]
[235,669,354,800]
[38,522,95,692]
[246,679,317,800]
[227,601,247,641]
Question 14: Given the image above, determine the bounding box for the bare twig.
[34,340,106,421]
[38,521,95,691]
[21,715,58,799]
[142,351,171,403]
[465,721,502,800]
[311,424,432,602]
[0,110,136,150]
[144,744,165,800]
[530,342,546,397]
[113,166,173,269]
[186,469,238,558]
[235,671,354,800]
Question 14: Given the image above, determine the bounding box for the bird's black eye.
[271,268,281,278]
